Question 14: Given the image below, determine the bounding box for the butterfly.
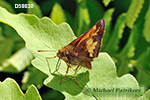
[39,18,105,87]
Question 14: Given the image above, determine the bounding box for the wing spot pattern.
[86,38,98,57]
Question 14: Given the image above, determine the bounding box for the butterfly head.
[57,48,70,62]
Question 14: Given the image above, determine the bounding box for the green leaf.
[74,0,90,37]
[22,66,47,90]
[0,47,33,73]
[42,89,64,100]
[27,0,42,18]
[136,69,150,91]
[86,0,104,26]
[0,1,15,13]
[102,0,113,7]
[0,6,76,75]
[143,2,150,42]
[50,3,67,25]
[120,19,144,59]
[138,89,150,100]
[126,0,144,28]
[102,8,115,50]
[0,6,150,99]
[104,13,126,53]
[0,23,20,38]
[136,0,149,22]
[0,26,3,38]
[0,39,14,66]
[45,53,143,99]
[135,47,150,78]
[132,47,150,91]
[64,11,74,28]
[117,19,144,76]
[41,0,62,15]
[133,20,150,59]
[0,78,42,100]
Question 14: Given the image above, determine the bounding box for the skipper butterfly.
[38,18,105,87]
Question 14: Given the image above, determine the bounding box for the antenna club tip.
[38,50,42,52]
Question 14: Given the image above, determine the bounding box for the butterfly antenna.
[38,50,57,52]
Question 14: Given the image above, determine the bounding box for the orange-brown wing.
[70,19,105,47]
[69,18,105,58]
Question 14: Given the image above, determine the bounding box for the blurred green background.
[0,0,150,99]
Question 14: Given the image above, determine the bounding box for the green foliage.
[27,0,42,18]
[0,47,33,73]
[102,8,115,50]
[0,0,50,99]
[0,78,42,100]
[0,8,148,99]
[102,0,113,7]
[86,0,104,26]
[0,0,150,99]
[138,89,150,99]
[126,0,144,28]
[143,2,150,42]
[21,67,47,90]
[104,13,126,53]
[0,1,15,13]
[50,3,67,25]
[73,0,90,37]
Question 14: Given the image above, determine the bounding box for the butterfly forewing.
[70,19,105,58]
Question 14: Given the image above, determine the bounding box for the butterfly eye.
[65,52,69,57]
[65,52,71,62]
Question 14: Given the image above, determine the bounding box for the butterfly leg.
[55,58,63,75]
[74,64,80,86]
[59,62,70,85]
